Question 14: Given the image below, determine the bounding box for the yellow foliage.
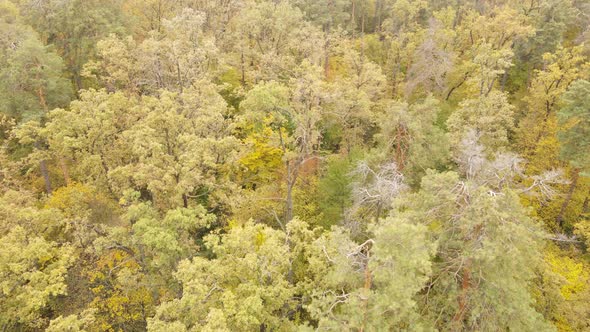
[45,182,94,214]
[86,250,155,331]
[45,182,118,226]
[254,230,266,248]
[546,251,589,300]
[238,122,283,186]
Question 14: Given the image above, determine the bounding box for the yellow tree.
[516,46,589,231]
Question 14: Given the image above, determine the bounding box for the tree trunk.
[500,70,509,91]
[375,0,383,33]
[453,259,471,328]
[350,0,356,34]
[324,27,331,79]
[395,124,408,171]
[176,61,183,93]
[35,69,53,194]
[323,0,333,79]
[39,159,52,194]
[557,168,579,229]
[59,158,71,185]
[359,249,372,332]
[240,46,246,86]
[34,141,52,194]
[285,181,294,223]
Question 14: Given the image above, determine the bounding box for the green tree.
[44,89,139,194]
[447,90,515,154]
[0,36,71,121]
[226,0,323,85]
[15,0,128,90]
[515,47,589,231]
[238,66,325,222]
[84,8,218,95]
[516,46,588,169]
[316,155,356,227]
[307,215,435,330]
[554,80,590,228]
[375,96,449,184]
[148,219,313,331]
[558,80,590,175]
[84,196,216,331]
[46,86,239,211]
[114,87,239,210]
[324,42,387,151]
[405,169,553,331]
[0,1,72,193]
[0,226,74,329]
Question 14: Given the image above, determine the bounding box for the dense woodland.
[0,0,589,331]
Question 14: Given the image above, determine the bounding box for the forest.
[0,0,589,331]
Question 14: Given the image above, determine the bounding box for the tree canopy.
[0,0,589,331]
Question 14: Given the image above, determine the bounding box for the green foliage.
[403,170,554,331]
[15,0,128,90]
[148,220,308,331]
[0,226,74,329]
[558,80,590,175]
[45,87,239,210]
[307,219,435,330]
[316,155,355,227]
[47,309,97,332]
[447,90,515,154]
[376,96,449,185]
[1,0,589,330]
[84,197,216,331]
[0,3,71,122]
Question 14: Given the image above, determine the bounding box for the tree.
[441,5,534,100]
[84,8,218,95]
[516,46,588,167]
[85,193,217,331]
[316,154,356,227]
[558,80,590,175]
[404,18,453,97]
[307,213,435,330]
[515,47,589,231]
[46,86,239,211]
[554,80,590,228]
[148,220,312,331]
[514,0,582,68]
[44,182,116,248]
[122,0,179,37]
[324,41,387,151]
[375,96,449,184]
[226,0,324,85]
[447,90,515,154]
[15,0,128,90]
[114,87,239,210]
[44,89,139,195]
[0,226,74,330]
[292,0,350,77]
[403,169,553,331]
[0,36,71,121]
[238,64,325,223]
[381,0,428,34]
[349,160,406,223]
[0,2,72,194]
[46,309,97,332]
[540,246,590,331]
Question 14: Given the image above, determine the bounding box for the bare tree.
[405,19,453,97]
[350,161,406,221]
